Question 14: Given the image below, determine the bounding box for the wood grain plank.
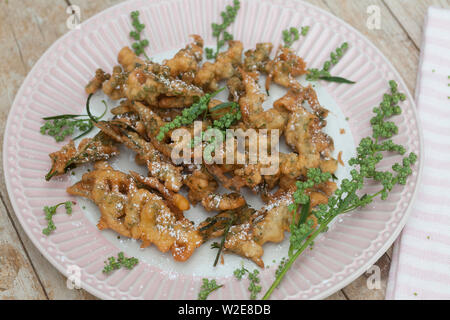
[0,197,47,299]
[325,290,348,300]
[321,0,420,95]
[383,0,450,48]
[68,0,125,17]
[339,252,392,300]
[0,0,97,300]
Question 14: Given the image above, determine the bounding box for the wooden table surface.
[0,0,448,300]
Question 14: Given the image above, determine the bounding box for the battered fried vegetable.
[85,69,110,95]
[102,65,127,100]
[67,162,202,261]
[46,132,119,181]
[265,46,307,91]
[164,35,204,80]
[201,181,335,267]
[201,192,246,212]
[95,121,183,192]
[130,171,190,215]
[244,43,273,73]
[194,40,243,92]
[118,46,145,72]
[125,63,203,106]
[238,68,288,131]
[184,168,218,204]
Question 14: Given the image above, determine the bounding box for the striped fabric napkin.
[386,6,450,300]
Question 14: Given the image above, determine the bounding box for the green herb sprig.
[210,215,235,267]
[156,88,225,141]
[129,11,150,60]
[233,266,262,300]
[210,102,242,131]
[42,201,73,235]
[198,278,224,300]
[282,26,309,48]
[262,80,417,299]
[287,168,331,257]
[306,42,355,84]
[40,100,107,142]
[102,252,139,274]
[205,0,241,60]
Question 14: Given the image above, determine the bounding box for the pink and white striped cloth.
[386,6,450,300]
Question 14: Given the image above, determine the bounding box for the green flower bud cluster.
[40,99,107,142]
[370,80,406,139]
[40,117,93,142]
[282,26,309,48]
[288,168,332,252]
[205,0,241,60]
[157,88,224,141]
[102,252,139,274]
[198,279,223,300]
[233,266,261,300]
[306,42,348,81]
[42,201,72,236]
[288,168,332,213]
[129,11,150,59]
[211,103,242,131]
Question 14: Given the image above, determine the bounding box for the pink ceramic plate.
[3,0,423,300]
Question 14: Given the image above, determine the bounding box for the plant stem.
[262,213,336,300]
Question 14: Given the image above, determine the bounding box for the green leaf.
[298,199,310,226]
[318,76,356,84]
[210,101,237,112]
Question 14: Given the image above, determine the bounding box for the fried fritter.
[67,162,202,261]
[201,192,246,212]
[265,46,307,91]
[95,121,183,192]
[46,132,119,181]
[85,69,110,95]
[194,40,243,92]
[244,43,273,73]
[102,65,127,100]
[164,35,204,80]
[238,68,288,131]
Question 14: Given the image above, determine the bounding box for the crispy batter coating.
[85,69,110,95]
[194,41,243,92]
[67,161,136,237]
[202,181,336,267]
[201,192,246,212]
[265,46,307,91]
[102,65,127,100]
[118,46,145,72]
[244,43,273,73]
[95,121,183,192]
[67,162,202,261]
[184,168,218,204]
[46,132,119,180]
[164,35,204,79]
[125,64,203,106]
[238,68,289,131]
[130,171,190,214]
